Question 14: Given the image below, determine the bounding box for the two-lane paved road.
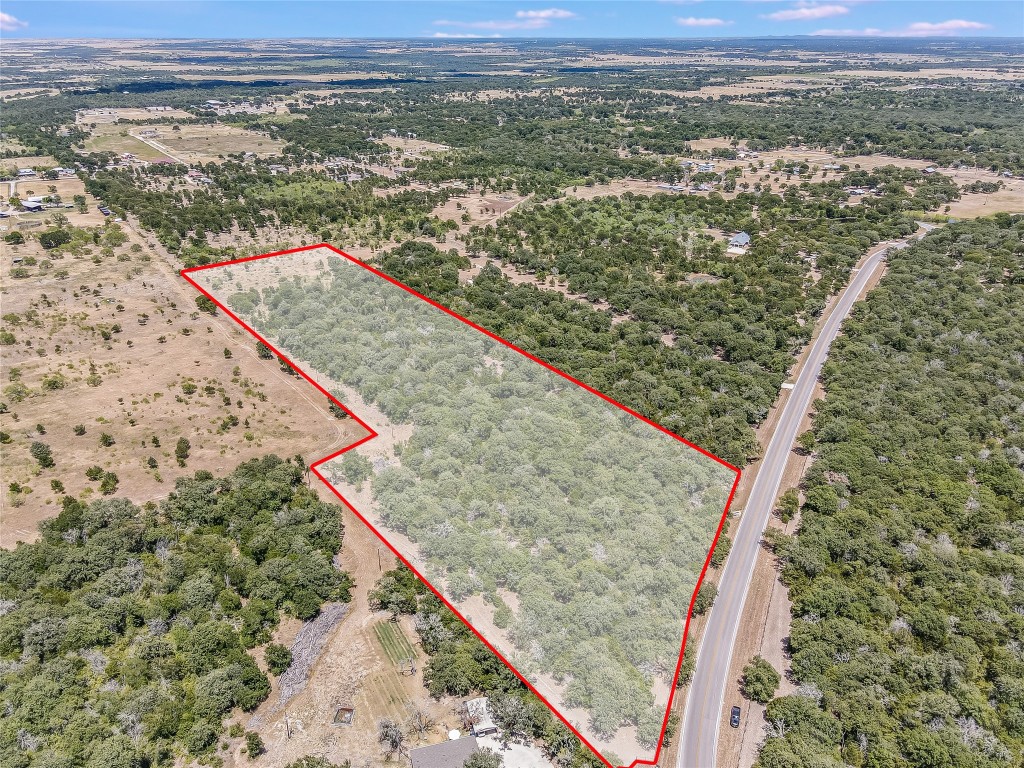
[678,239,899,767]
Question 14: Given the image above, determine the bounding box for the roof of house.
[729,231,751,246]
[410,737,480,768]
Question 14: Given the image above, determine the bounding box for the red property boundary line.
[181,243,742,768]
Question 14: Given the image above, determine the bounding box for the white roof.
[466,697,497,734]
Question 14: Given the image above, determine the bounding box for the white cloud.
[434,7,577,32]
[675,16,733,27]
[434,18,546,30]
[0,12,28,31]
[515,8,577,20]
[903,19,991,35]
[764,4,849,22]
[813,18,992,37]
[431,32,503,39]
[811,27,882,36]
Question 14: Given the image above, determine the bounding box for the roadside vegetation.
[761,215,1024,768]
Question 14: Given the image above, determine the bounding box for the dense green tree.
[464,749,503,768]
[175,437,191,466]
[0,456,352,768]
[244,732,265,758]
[30,442,54,469]
[263,643,292,675]
[195,296,218,315]
[741,656,781,704]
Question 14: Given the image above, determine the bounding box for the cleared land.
[0,203,364,547]
[82,123,172,160]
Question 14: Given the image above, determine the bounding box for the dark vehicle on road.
[730,706,741,728]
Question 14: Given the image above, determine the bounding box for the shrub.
[244,731,265,758]
[693,582,717,616]
[99,472,119,495]
[30,442,54,469]
[264,643,292,675]
[741,656,781,704]
[175,436,191,466]
[196,296,218,315]
[41,373,67,390]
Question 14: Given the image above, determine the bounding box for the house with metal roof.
[466,697,499,737]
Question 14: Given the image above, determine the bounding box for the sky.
[0,1,1021,40]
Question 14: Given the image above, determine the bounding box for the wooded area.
[0,456,353,768]
[196,249,734,751]
[760,215,1024,767]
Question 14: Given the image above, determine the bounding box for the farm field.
[146,123,287,162]
[82,122,171,159]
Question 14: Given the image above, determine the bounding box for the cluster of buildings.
[14,167,75,179]
[681,160,718,173]
[187,169,215,184]
[203,98,276,116]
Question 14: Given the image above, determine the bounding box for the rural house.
[410,736,480,768]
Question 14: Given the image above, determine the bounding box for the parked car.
[730,705,741,728]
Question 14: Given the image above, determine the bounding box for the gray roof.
[729,232,751,246]
[410,737,480,768]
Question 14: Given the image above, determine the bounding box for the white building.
[466,697,499,737]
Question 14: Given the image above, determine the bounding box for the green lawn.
[374,620,417,665]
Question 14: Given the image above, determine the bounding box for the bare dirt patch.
[944,179,1024,218]
[379,135,450,156]
[562,178,669,200]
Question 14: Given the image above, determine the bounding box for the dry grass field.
[82,123,172,160]
[138,123,286,162]
[0,199,365,547]
[75,106,193,124]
